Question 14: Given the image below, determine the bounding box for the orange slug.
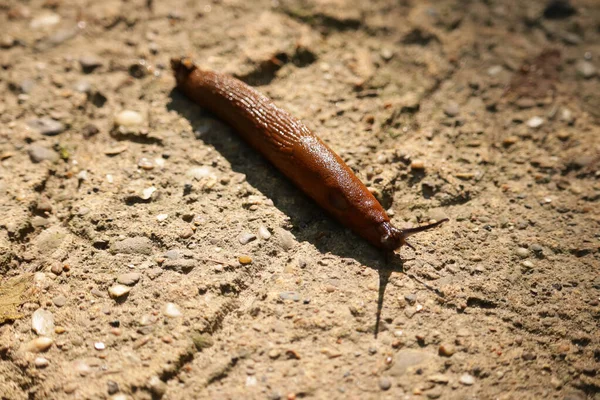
[171,57,447,252]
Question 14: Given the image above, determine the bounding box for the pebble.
[459,373,475,386]
[117,272,141,286]
[32,308,55,336]
[52,295,67,307]
[276,229,296,250]
[94,342,106,350]
[279,291,301,301]
[148,375,167,398]
[515,247,529,259]
[27,118,65,136]
[138,158,154,170]
[115,110,145,127]
[379,377,392,391]
[428,374,450,384]
[444,102,460,117]
[108,284,131,299]
[238,232,257,245]
[73,80,92,94]
[79,55,103,73]
[141,187,157,200]
[107,381,119,395]
[186,166,216,181]
[239,255,252,265]
[410,160,425,170]
[404,293,417,305]
[153,214,169,223]
[438,343,455,357]
[34,357,50,368]
[258,225,271,240]
[576,61,596,79]
[30,13,61,29]
[164,302,182,318]
[26,337,53,353]
[526,116,544,128]
[112,237,152,255]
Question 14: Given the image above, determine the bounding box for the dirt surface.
[1,0,600,399]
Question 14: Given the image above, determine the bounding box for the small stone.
[438,343,455,357]
[404,294,417,305]
[444,102,460,117]
[28,144,58,163]
[27,118,65,136]
[268,349,281,359]
[279,291,300,301]
[516,247,529,259]
[34,357,49,368]
[79,55,103,73]
[26,337,53,353]
[30,13,61,29]
[379,377,392,391]
[0,35,15,49]
[428,374,450,384]
[73,80,92,94]
[138,157,154,170]
[186,166,216,181]
[94,342,105,350]
[52,295,67,307]
[258,226,271,240]
[459,373,475,386]
[148,375,167,398]
[141,187,157,200]
[410,160,425,170]
[516,98,536,109]
[156,213,169,222]
[117,272,141,286]
[112,237,152,255]
[239,255,252,265]
[164,302,182,318]
[522,352,537,361]
[276,229,296,251]
[107,381,119,395]
[238,232,257,245]
[32,309,55,336]
[576,61,596,79]
[526,116,544,128]
[381,48,394,61]
[108,284,131,299]
[115,110,145,127]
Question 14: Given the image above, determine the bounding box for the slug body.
[172,58,446,252]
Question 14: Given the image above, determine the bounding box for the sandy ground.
[1,0,599,399]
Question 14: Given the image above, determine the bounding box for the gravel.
[27,118,65,136]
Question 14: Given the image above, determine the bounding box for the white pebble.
[34,357,50,368]
[258,225,271,240]
[141,186,156,200]
[156,214,169,222]
[186,166,216,181]
[526,116,544,129]
[115,110,144,127]
[32,308,55,336]
[163,302,182,318]
[460,373,475,385]
[30,13,61,29]
[94,342,106,350]
[108,284,131,299]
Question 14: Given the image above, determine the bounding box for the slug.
[171,57,447,252]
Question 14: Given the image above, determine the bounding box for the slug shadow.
[168,89,410,337]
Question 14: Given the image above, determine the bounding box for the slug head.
[380,218,449,252]
[171,57,197,87]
